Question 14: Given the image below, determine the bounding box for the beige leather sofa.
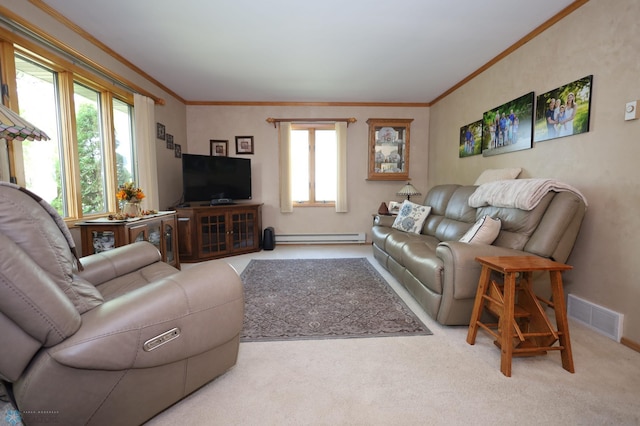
[0,183,244,425]
[372,183,586,326]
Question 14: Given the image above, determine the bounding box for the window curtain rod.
[266,117,356,128]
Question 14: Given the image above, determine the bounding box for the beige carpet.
[144,245,640,425]
[3,245,639,425]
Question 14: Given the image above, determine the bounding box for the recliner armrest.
[437,241,527,266]
[374,215,395,227]
[49,261,244,370]
[76,241,162,286]
[436,241,531,300]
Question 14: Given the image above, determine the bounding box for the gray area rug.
[240,258,431,342]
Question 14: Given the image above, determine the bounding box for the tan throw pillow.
[474,168,522,185]
[460,215,501,244]
[392,201,432,234]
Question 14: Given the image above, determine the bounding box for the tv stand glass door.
[176,204,263,262]
[200,211,227,256]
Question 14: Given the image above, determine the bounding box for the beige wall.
[155,97,187,210]
[429,0,640,343]
[186,105,429,241]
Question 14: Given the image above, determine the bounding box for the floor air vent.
[567,294,623,342]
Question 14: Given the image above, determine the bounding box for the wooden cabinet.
[77,212,180,269]
[176,204,263,262]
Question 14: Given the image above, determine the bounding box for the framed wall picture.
[156,122,166,140]
[235,136,254,154]
[166,134,174,149]
[459,119,482,157]
[210,139,228,156]
[174,143,182,158]
[481,92,534,157]
[534,75,593,143]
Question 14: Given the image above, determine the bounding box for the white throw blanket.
[468,178,588,211]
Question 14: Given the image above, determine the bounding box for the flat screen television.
[182,153,252,204]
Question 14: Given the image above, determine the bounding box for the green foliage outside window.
[50,103,131,214]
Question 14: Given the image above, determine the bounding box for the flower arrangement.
[116,182,145,203]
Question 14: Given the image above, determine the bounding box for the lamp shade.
[0,103,50,141]
[397,182,421,201]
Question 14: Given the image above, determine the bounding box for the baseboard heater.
[275,232,366,244]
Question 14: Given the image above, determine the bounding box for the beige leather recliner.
[0,183,244,425]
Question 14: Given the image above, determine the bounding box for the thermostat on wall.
[625,100,638,121]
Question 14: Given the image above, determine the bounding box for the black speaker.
[263,227,275,250]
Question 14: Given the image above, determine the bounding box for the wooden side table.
[77,212,180,269]
[466,256,574,377]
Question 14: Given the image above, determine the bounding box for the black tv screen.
[182,154,252,203]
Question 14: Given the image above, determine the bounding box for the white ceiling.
[42,0,577,103]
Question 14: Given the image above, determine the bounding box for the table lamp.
[0,102,50,183]
[397,182,421,201]
[0,103,50,141]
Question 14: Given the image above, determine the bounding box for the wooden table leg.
[549,270,575,373]
[500,271,516,377]
[466,265,492,345]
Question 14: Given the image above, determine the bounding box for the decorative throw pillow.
[474,168,522,185]
[392,201,432,234]
[459,215,501,245]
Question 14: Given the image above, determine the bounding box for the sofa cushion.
[392,201,431,234]
[421,184,460,237]
[0,232,81,347]
[433,186,478,242]
[422,185,459,216]
[371,223,395,251]
[459,215,501,245]
[385,231,432,263]
[402,242,444,294]
[476,192,554,250]
[0,185,101,314]
[524,191,585,260]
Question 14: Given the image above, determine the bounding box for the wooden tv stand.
[176,203,263,262]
